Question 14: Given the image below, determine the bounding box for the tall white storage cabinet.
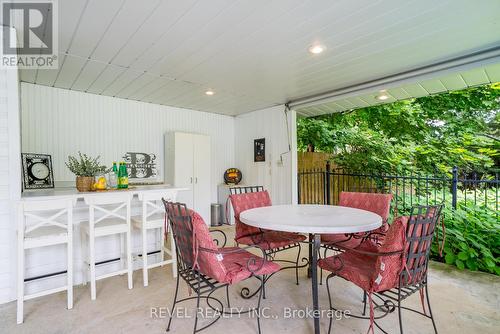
[164,132,212,225]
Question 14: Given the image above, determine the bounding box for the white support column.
[290,109,298,205]
[67,203,73,310]
[89,207,96,301]
[126,203,133,290]
[1,26,23,305]
[16,205,24,324]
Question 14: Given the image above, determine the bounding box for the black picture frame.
[254,138,265,162]
[21,153,55,190]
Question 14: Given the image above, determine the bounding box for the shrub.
[436,205,500,275]
[394,193,499,275]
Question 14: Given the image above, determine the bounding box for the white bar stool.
[81,193,132,300]
[132,190,177,287]
[17,198,76,324]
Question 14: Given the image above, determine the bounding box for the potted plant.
[65,152,109,192]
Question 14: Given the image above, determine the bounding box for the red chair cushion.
[339,192,393,223]
[189,210,228,282]
[188,210,280,285]
[321,192,393,246]
[237,231,307,250]
[229,190,306,249]
[319,251,376,291]
[220,247,281,284]
[318,216,407,293]
[373,216,407,291]
[321,233,363,249]
[230,191,272,240]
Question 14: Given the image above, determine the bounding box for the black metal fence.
[298,163,499,217]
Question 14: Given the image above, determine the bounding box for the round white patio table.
[240,204,382,334]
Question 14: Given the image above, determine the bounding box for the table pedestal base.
[311,234,321,334]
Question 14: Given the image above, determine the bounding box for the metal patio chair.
[320,204,443,334]
[229,186,307,298]
[162,200,280,334]
[320,191,393,284]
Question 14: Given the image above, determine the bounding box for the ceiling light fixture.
[205,90,215,96]
[308,44,325,54]
[376,90,390,101]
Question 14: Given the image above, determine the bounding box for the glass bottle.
[109,161,118,189]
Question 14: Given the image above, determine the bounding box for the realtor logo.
[1,0,58,68]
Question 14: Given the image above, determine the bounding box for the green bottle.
[118,162,129,189]
[122,162,129,189]
[124,162,129,189]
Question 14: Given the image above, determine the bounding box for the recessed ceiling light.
[376,90,390,101]
[308,44,325,54]
[205,90,215,96]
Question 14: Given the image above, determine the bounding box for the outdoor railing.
[298,163,499,218]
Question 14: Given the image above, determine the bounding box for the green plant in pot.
[65,152,109,192]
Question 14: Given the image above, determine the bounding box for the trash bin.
[211,203,222,226]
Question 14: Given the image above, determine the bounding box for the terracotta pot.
[76,176,95,192]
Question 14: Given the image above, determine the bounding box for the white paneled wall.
[20,83,235,202]
[234,105,297,205]
[0,67,22,304]
[0,84,299,306]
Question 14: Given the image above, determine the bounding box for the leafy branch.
[65,152,110,177]
[297,82,500,175]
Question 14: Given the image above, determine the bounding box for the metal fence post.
[298,172,301,204]
[451,166,458,209]
[325,161,331,205]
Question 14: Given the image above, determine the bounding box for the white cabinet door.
[174,132,194,209]
[193,134,211,225]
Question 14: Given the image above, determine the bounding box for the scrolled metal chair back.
[401,204,443,287]
[162,200,195,270]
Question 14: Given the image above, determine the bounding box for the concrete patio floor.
[1,227,499,334]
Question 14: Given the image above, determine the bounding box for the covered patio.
[1,1,499,333]
[0,235,498,334]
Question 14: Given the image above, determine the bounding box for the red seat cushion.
[321,192,393,247]
[186,210,280,285]
[319,251,376,291]
[319,216,407,293]
[220,247,281,284]
[321,233,363,249]
[237,231,307,250]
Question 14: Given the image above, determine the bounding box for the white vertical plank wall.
[0,66,22,304]
[17,83,237,301]
[20,83,235,202]
[0,85,299,306]
[234,105,297,205]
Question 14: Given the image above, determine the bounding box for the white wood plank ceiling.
[4,0,500,116]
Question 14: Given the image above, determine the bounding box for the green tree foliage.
[297,83,500,175]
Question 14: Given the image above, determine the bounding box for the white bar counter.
[18,185,188,295]
[21,184,187,201]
